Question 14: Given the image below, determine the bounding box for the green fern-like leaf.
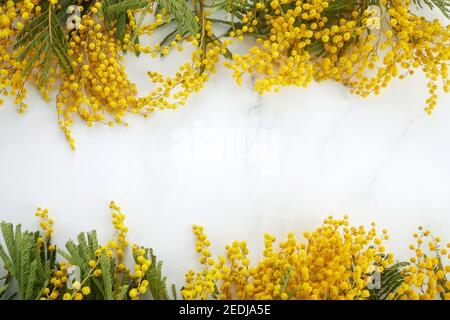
[0,227,14,272]
[24,259,38,300]
[61,230,117,299]
[102,0,113,26]
[279,266,292,294]
[87,231,99,257]
[14,6,73,86]
[100,253,114,300]
[158,0,200,36]
[171,283,178,300]
[0,283,8,299]
[117,284,129,300]
[368,262,409,300]
[412,0,450,18]
[144,248,172,300]
[77,233,92,263]
[116,11,127,42]
[65,240,83,263]
[35,257,47,287]
[18,233,33,296]
[37,46,52,90]
[62,233,96,264]
[0,222,51,300]
[1,223,16,267]
[323,0,359,12]
[106,0,149,14]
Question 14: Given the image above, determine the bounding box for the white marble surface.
[1,29,450,288]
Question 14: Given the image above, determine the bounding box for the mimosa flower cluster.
[1,202,447,300]
[0,0,449,148]
[182,217,449,300]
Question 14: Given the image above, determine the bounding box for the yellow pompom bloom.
[129,288,138,299]
[81,287,91,296]
[94,269,102,277]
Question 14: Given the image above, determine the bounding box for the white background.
[1,12,449,288]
